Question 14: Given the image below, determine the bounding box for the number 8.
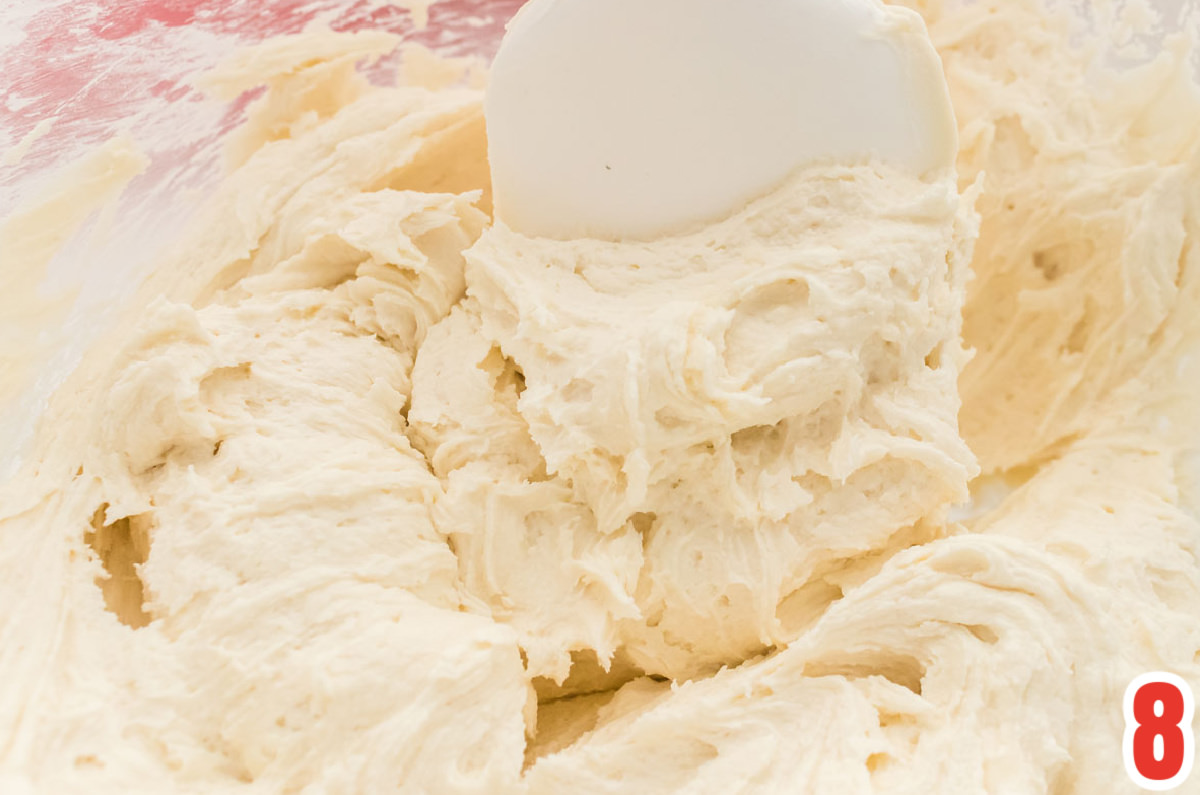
[1124,672,1195,791]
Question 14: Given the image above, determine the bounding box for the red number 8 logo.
[1124,673,1195,791]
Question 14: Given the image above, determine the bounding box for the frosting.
[1,3,1199,791]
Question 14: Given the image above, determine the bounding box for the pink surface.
[1,0,522,186]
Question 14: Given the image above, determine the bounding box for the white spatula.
[486,0,957,241]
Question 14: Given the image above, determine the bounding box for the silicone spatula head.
[486,0,957,241]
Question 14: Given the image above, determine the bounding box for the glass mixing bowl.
[0,0,523,477]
